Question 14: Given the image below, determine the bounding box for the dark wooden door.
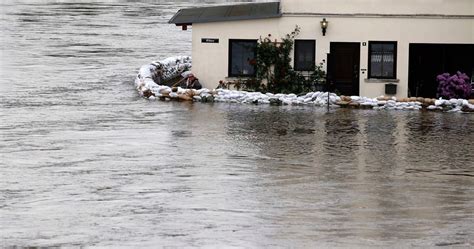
[327,42,360,96]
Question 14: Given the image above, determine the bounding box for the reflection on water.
[1,0,474,248]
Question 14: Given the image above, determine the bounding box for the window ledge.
[364,78,399,83]
[225,76,255,80]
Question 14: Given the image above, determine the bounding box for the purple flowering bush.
[436,71,472,99]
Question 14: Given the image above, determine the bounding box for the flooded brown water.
[1,1,473,248]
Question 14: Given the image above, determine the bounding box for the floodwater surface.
[1,1,473,248]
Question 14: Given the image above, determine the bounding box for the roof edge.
[171,13,283,26]
[168,2,281,25]
[168,9,182,24]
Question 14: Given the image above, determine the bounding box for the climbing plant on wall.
[239,26,326,94]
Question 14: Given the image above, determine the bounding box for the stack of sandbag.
[135,56,192,96]
[426,98,474,112]
[135,57,474,113]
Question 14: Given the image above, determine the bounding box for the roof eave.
[171,14,282,26]
[168,2,281,26]
[168,9,182,24]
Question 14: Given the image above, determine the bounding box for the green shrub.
[237,26,326,94]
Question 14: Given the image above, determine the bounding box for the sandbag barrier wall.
[135,57,474,113]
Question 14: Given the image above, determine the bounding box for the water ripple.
[1,0,473,248]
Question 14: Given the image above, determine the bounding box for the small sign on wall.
[201,38,219,43]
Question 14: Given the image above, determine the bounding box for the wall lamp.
[320,18,328,36]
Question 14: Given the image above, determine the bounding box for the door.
[408,44,474,98]
[327,42,360,96]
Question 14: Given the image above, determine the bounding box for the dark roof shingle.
[169,2,281,25]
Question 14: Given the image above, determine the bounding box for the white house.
[169,0,474,98]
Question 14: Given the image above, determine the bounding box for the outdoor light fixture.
[320,18,328,36]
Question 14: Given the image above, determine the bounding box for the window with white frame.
[368,41,397,79]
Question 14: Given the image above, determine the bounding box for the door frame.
[327,42,361,96]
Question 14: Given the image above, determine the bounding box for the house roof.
[168,2,281,25]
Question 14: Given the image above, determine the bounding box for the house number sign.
[201,38,219,43]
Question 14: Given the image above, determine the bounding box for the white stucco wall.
[279,16,473,98]
[281,0,474,16]
[189,0,473,98]
[192,18,281,90]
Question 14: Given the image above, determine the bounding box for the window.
[368,41,397,79]
[229,39,257,77]
[294,40,316,71]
